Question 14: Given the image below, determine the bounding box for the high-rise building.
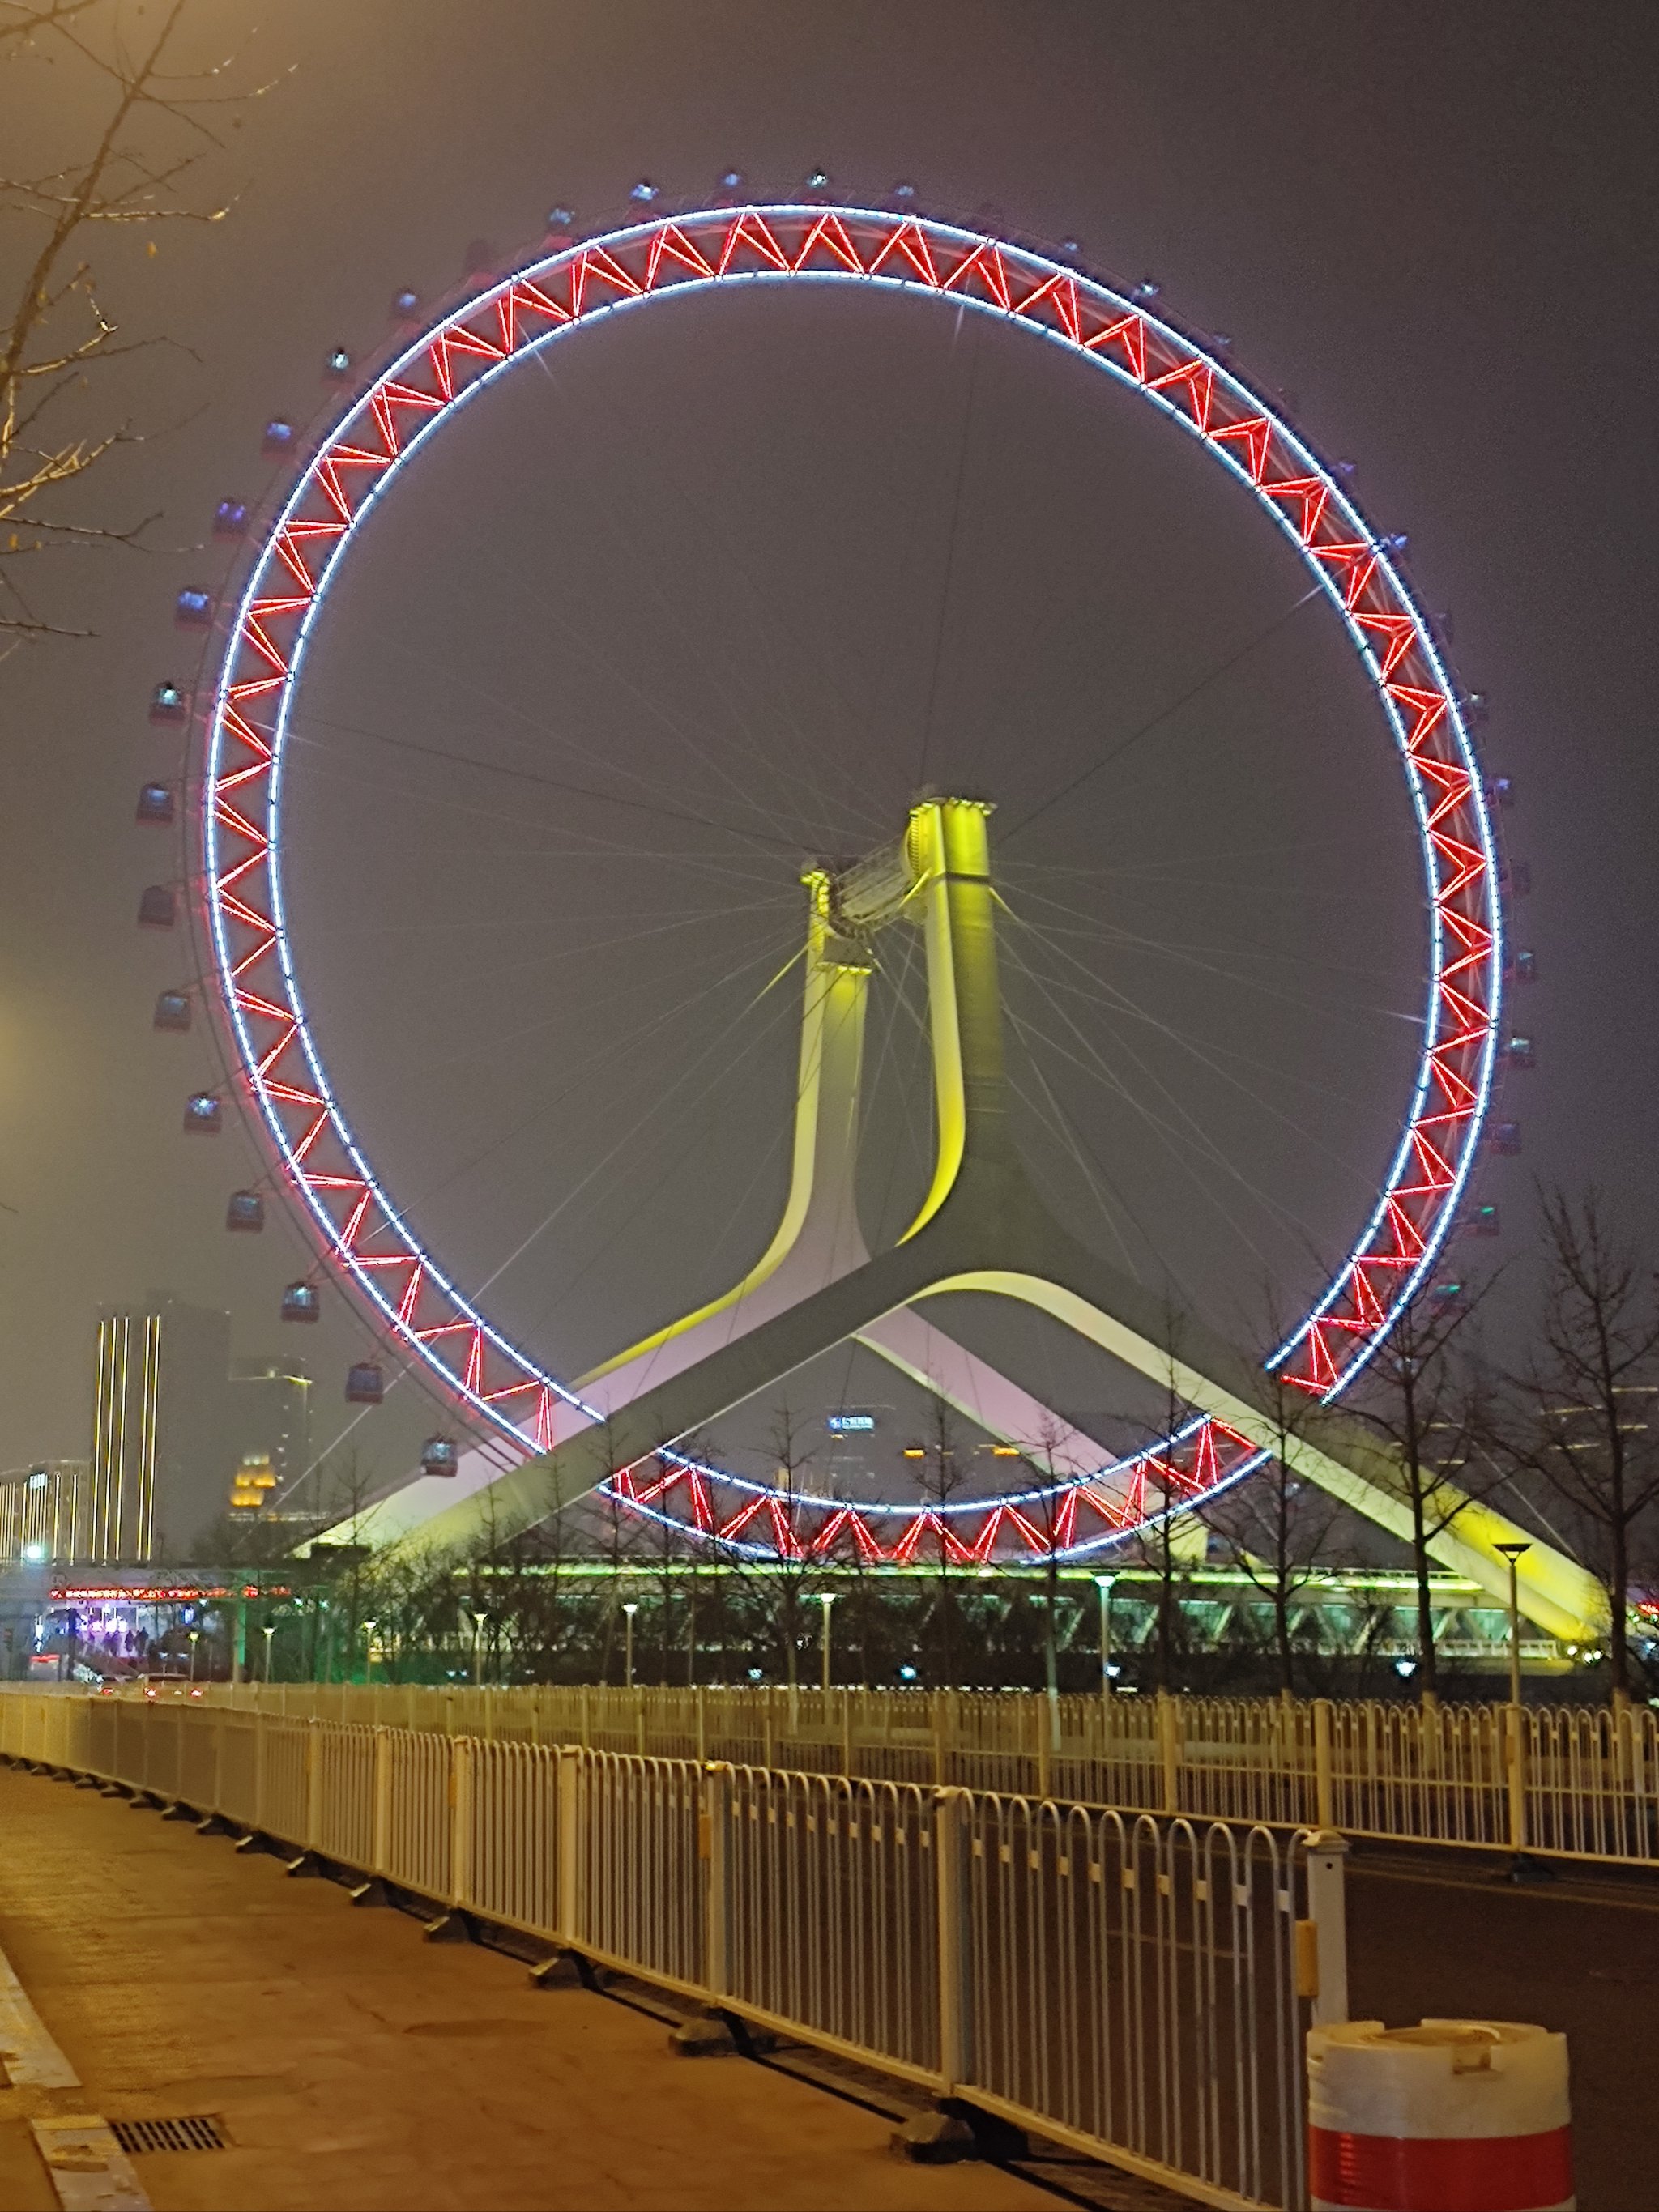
[227,1357,312,1500]
[91,1298,232,1561]
[0,1462,98,1563]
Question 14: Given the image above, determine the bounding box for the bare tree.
[1507,1190,1659,1704]
[1,0,277,649]
[1201,1366,1340,1697]
[1346,1283,1502,1700]
[911,1391,968,1686]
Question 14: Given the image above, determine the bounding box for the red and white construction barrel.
[1307,2019,1572,2212]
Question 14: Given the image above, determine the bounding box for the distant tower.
[227,1357,313,1500]
[90,1298,232,1560]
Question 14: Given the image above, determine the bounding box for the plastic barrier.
[1307,2018,1571,2212]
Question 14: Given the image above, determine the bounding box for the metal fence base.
[421,1909,477,1944]
[668,2006,778,2059]
[232,1829,287,1860]
[890,2107,979,2165]
[527,1950,590,1990]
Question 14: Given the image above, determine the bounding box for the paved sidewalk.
[0,1766,1053,2212]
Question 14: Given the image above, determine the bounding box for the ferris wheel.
[145,185,1517,1575]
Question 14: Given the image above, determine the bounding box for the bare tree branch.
[0,1,272,645]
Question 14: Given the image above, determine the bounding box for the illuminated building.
[0,1462,99,1564]
[90,1298,232,1562]
[228,1357,312,1498]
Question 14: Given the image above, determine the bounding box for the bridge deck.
[0,1766,1061,2212]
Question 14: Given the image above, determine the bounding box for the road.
[1347,1843,1659,2212]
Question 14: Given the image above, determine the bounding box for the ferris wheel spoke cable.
[1003,940,1377,1256]
[527,350,870,849]
[284,711,807,856]
[516,980,807,1344]
[458,935,808,1311]
[1002,582,1324,846]
[1000,995,1206,1292]
[344,929,803,1257]
[1003,900,1401,1107]
[999,944,1316,1269]
[285,748,804,902]
[404,448,825,862]
[1017,920,1426,1045]
[1002,877,1415,991]
[377,921,804,1079]
[527,296,964,846]
[1001,1053,1145,1285]
[915,312,985,791]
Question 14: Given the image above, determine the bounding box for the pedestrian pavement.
[0,1765,1058,2212]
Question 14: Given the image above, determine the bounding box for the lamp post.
[817,1591,837,1693]
[1494,1542,1530,1709]
[469,1610,488,1689]
[188,1628,201,1685]
[1494,1540,1531,1857]
[361,1617,377,1687]
[1094,1573,1119,1696]
[262,1622,276,1684]
[622,1601,638,1690]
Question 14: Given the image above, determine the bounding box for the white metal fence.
[166,1680,1659,1868]
[0,1690,1334,2211]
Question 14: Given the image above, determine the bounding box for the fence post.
[372,1726,390,1878]
[840,1686,853,1779]
[1505,1702,1529,1855]
[450,1737,473,1912]
[1158,1692,1180,1815]
[635,1687,647,1760]
[936,1690,956,1788]
[1036,1692,1053,1803]
[934,1787,974,2090]
[1314,1698,1335,1831]
[556,1746,585,1949]
[703,1762,733,1999]
[1302,1830,1350,2027]
[695,1686,706,1767]
[305,1721,321,1854]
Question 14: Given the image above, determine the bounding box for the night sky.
[2,2,1655,1507]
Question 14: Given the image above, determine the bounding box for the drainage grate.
[108,2116,228,2155]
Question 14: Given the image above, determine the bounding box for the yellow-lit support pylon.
[377,799,1604,1641]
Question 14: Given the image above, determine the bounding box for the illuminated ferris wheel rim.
[199,200,1502,1559]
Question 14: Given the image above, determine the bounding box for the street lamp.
[469,1610,488,1689]
[361,1617,377,1687]
[262,1622,276,1684]
[621,1601,638,1690]
[817,1591,837,1693]
[1094,1574,1119,1697]
[1494,1542,1530,1708]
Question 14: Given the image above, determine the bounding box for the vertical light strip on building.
[90,1320,108,1560]
[139,1315,161,1563]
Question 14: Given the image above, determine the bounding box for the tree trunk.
[1411,1481,1439,1698]
[1610,1511,1630,1702]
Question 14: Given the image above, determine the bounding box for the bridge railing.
[168,1681,1659,1867]
[0,1690,1330,2212]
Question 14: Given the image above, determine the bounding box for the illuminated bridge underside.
[373,802,1603,1643]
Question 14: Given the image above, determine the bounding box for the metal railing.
[165,1680,1659,1869]
[0,1690,1336,2211]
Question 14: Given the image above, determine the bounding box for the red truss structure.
[194,203,1503,1563]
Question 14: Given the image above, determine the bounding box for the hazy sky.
[2,0,1655,1498]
